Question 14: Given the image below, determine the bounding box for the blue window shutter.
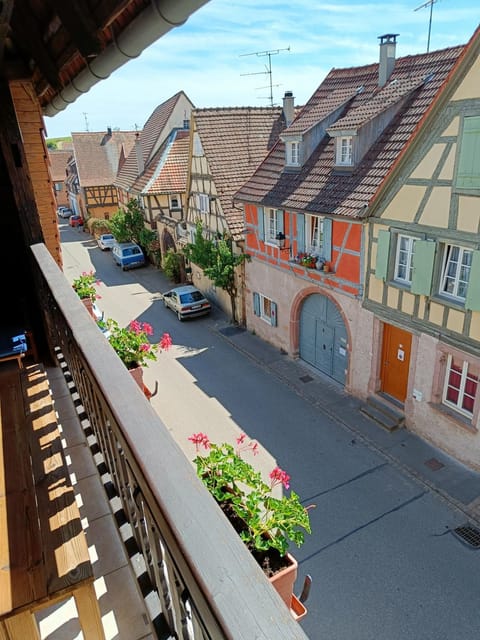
[276,210,284,234]
[456,116,480,189]
[323,218,332,262]
[270,301,277,326]
[258,207,265,240]
[375,230,390,280]
[411,240,435,295]
[296,213,305,252]
[465,250,480,311]
[253,292,261,316]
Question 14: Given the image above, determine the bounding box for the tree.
[184,221,250,324]
[109,199,156,251]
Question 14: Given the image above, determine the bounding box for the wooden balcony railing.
[31,243,309,640]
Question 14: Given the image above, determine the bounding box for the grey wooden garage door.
[299,294,348,385]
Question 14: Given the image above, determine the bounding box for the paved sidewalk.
[213,321,480,527]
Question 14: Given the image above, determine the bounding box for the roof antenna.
[240,47,291,107]
[414,0,439,53]
[82,112,90,132]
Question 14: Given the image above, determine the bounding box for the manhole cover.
[424,457,445,471]
[299,375,313,383]
[453,525,480,549]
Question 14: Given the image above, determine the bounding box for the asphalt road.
[61,222,480,640]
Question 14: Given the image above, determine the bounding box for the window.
[287,141,300,166]
[455,115,480,190]
[197,193,209,214]
[54,182,63,192]
[262,208,285,244]
[440,244,472,301]
[442,355,478,418]
[394,235,416,283]
[253,292,277,326]
[305,215,324,254]
[170,195,180,209]
[337,136,353,165]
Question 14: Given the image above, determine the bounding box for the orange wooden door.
[380,324,412,402]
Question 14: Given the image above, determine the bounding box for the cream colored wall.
[452,54,480,100]
[381,185,426,223]
[245,259,375,397]
[407,333,480,471]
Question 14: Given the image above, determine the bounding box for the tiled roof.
[135,129,190,194]
[72,130,137,186]
[235,44,466,218]
[114,91,191,192]
[193,107,286,239]
[48,150,71,181]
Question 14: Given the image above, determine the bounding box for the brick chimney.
[378,34,398,87]
[283,91,295,127]
[135,132,144,175]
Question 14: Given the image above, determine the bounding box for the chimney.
[283,91,295,127]
[135,132,144,176]
[378,34,398,87]
[107,126,112,136]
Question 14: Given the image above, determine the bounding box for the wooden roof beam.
[50,0,102,58]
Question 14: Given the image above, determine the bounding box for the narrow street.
[61,222,480,640]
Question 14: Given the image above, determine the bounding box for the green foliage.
[72,271,100,302]
[163,249,183,281]
[184,221,250,323]
[104,319,171,369]
[109,199,156,249]
[189,434,312,557]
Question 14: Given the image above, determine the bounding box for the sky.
[44,0,479,139]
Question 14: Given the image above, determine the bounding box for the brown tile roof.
[193,107,286,239]
[48,150,72,181]
[135,129,190,194]
[114,91,192,192]
[72,130,137,186]
[235,43,466,218]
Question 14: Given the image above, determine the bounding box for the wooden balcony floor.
[36,366,155,640]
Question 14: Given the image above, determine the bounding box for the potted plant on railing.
[188,432,313,618]
[105,318,172,390]
[72,271,101,318]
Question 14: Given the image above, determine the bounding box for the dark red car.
[69,215,84,227]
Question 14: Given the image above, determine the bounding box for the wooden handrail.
[30,243,309,640]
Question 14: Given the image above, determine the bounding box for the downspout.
[44,0,209,116]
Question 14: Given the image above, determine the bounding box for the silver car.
[163,285,211,321]
[97,233,115,250]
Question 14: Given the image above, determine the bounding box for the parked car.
[97,233,115,250]
[57,206,72,218]
[69,215,84,227]
[163,285,211,321]
[112,242,145,270]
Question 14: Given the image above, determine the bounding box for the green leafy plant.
[72,271,101,302]
[189,433,313,557]
[162,249,183,282]
[109,199,156,251]
[105,319,171,369]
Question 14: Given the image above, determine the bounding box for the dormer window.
[337,136,353,166]
[288,141,300,165]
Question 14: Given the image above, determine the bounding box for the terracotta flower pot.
[269,552,298,608]
[81,297,95,319]
[128,364,143,390]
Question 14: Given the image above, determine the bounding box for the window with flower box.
[442,355,478,419]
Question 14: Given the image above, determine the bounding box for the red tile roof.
[136,129,190,194]
[114,91,193,192]
[235,43,466,218]
[72,130,137,187]
[193,107,286,239]
[48,150,72,181]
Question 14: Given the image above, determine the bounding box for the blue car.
[112,242,145,270]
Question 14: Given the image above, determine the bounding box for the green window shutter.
[276,210,284,234]
[296,213,305,252]
[456,116,480,189]
[258,207,265,240]
[375,230,390,280]
[465,250,480,311]
[323,218,332,262]
[270,301,277,326]
[253,292,261,316]
[411,240,435,295]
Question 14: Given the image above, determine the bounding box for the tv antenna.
[240,47,290,107]
[414,0,439,53]
[82,112,90,132]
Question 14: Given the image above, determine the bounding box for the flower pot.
[128,364,143,390]
[81,297,95,319]
[269,552,298,608]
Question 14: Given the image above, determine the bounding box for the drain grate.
[299,375,313,384]
[453,525,480,549]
